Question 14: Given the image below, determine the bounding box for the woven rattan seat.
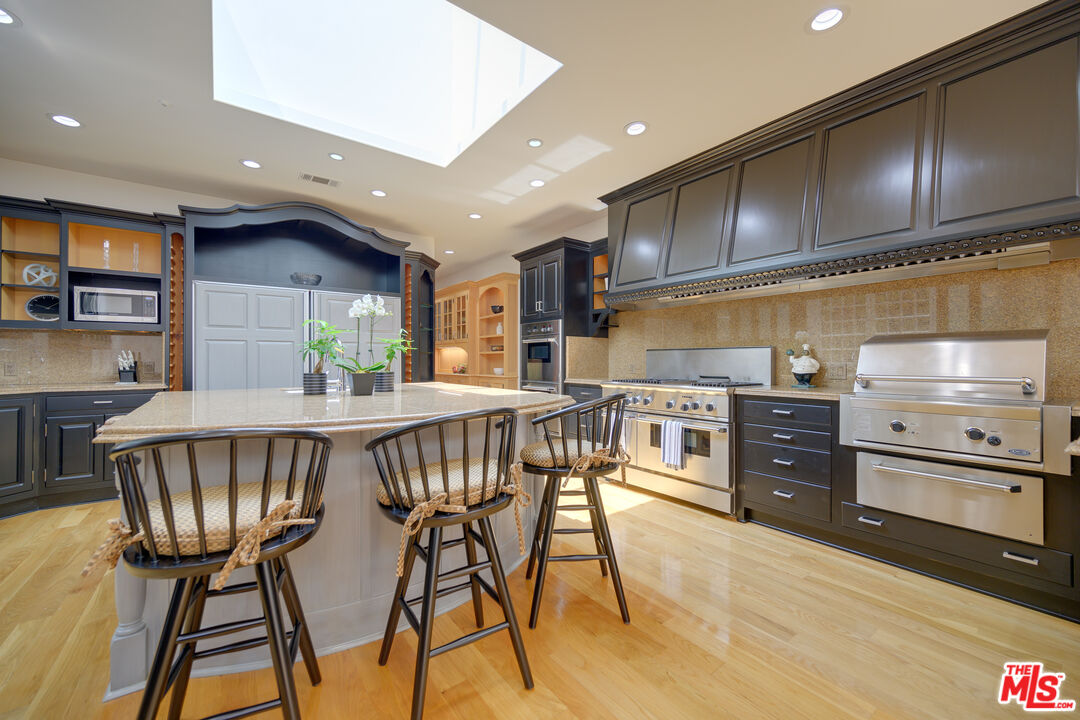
[375,458,499,509]
[518,439,596,469]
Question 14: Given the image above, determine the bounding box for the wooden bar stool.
[367,407,533,720]
[84,428,333,720]
[519,393,630,628]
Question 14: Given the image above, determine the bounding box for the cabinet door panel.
[937,37,1080,224]
[615,190,670,285]
[521,263,539,319]
[44,414,103,489]
[0,397,34,499]
[539,255,561,315]
[730,137,813,265]
[817,96,922,249]
[666,168,732,276]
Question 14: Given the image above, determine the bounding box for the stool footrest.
[440,537,466,550]
[476,575,500,603]
[430,621,509,658]
[438,560,491,583]
[398,599,421,633]
[552,528,594,535]
[554,504,595,511]
[206,581,257,598]
[558,489,588,496]
[549,553,608,562]
[202,697,283,720]
[406,580,472,606]
[177,616,265,644]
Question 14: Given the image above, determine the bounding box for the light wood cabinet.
[434,272,518,388]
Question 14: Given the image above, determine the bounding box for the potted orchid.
[348,294,395,394]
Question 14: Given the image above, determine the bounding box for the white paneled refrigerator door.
[312,291,403,387]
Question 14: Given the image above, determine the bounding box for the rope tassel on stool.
[212,500,313,590]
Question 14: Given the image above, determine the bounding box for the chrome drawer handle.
[771,433,795,441]
[1002,551,1039,566]
[772,489,794,499]
[771,409,793,416]
[857,515,885,527]
[772,458,794,467]
[871,463,1020,493]
[93,400,114,405]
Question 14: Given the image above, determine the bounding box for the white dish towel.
[661,419,685,470]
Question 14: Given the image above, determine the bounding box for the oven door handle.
[627,415,728,434]
[871,463,1021,493]
[522,338,559,344]
[854,373,1036,395]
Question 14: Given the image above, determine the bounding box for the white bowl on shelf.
[493,368,504,376]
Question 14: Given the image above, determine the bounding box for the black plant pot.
[374,371,395,393]
[349,372,376,396]
[303,372,328,395]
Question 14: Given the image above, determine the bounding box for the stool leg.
[256,561,301,720]
[479,516,533,689]
[525,480,550,580]
[166,575,208,720]
[582,478,609,577]
[137,576,195,720]
[589,477,630,624]
[411,525,443,720]
[463,522,484,628]
[277,555,322,685]
[379,532,420,665]
[528,475,561,629]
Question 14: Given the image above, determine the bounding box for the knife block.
[118,362,139,384]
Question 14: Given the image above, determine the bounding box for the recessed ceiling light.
[328,152,344,161]
[51,114,81,128]
[810,8,844,31]
[0,8,19,25]
[443,250,455,254]
[371,189,387,197]
[527,138,543,148]
[624,121,647,136]
[240,159,261,169]
[468,213,482,219]
[529,179,546,188]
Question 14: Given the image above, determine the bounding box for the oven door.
[521,337,560,384]
[627,412,730,489]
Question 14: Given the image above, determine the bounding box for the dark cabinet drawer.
[743,423,831,452]
[742,472,831,522]
[565,383,602,403]
[742,400,831,428]
[841,503,1073,588]
[743,440,830,487]
[46,391,156,413]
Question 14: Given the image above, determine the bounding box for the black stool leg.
[463,522,484,628]
[256,561,301,719]
[166,575,208,720]
[582,478,610,577]
[528,475,561,629]
[379,532,420,665]
[589,477,630,624]
[277,555,322,685]
[479,516,533,689]
[138,576,195,720]
[525,479,550,580]
[411,525,443,720]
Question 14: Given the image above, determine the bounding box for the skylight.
[212,0,562,167]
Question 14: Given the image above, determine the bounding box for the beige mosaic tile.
[0,329,165,387]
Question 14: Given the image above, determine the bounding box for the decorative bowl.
[290,272,323,286]
[490,305,504,314]
[493,368,504,376]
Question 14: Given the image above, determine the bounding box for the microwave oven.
[73,286,159,323]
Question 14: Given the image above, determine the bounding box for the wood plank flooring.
[1,484,1077,719]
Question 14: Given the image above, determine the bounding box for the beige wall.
[607,258,1080,400]
[0,329,164,387]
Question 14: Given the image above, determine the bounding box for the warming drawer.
[856,452,1043,545]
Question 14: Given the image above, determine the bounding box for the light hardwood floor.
[1,484,1077,719]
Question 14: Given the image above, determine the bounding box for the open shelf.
[1,217,60,255]
[1,286,59,323]
[68,266,162,280]
[479,333,504,339]
[1,249,60,260]
[68,222,162,274]
[478,311,504,320]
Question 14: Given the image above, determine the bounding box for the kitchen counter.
[564,377,606,386]
[0,381,165,396]
[732,384,851,402]
[101,382,567,698]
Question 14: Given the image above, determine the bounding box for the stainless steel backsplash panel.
[644,346,773,384]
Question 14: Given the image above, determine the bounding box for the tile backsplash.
[0,329,164,386]
[607,257,1080,400]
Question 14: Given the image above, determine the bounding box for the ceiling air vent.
[298,172,340,188]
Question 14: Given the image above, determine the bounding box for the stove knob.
[965,427,986,441]
[987,435,1002,447]
[680,402,691,412]
[642,395,653,406]
[705,402,716,412]
[889,420,906,433]
[630,394,641,405]
[690,401,701,410]
[666,399,676,409]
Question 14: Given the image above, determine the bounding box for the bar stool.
[82,428,333,720]
[519,393,630,628]
[368,407,533,720]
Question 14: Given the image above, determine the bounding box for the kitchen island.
[94,383,571,698]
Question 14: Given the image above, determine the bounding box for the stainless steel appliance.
[840,330,1072,547]
[73,286,159,323]
[603,346,773,514]
[520,319,561,393]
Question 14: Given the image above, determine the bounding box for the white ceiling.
[0,0,1045,273]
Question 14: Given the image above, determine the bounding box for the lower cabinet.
[0,396,36,506]
[43,413,105,492]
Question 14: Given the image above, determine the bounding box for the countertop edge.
[0,382,166,396]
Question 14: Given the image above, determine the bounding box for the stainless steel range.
[603,346,773,514]
[840,330,1072,546]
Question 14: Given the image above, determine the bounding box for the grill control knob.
[987,435,1002,447]
[965,427,986,441]
[666,399,676,409]
[705,402,716,412]
[681,402,691,412]
[642,395,653,406]
[889,420,906,433]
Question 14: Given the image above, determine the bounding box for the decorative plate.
[22,263,58,287]
[25,294,59,321]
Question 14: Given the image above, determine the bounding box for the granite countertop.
[564,377,606,386]
[95,382,573,443]
[731,384,852,401]
[0,381,166,396]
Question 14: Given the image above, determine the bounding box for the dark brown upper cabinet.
[815,95,924,251]
[729,136,815,267]
[664,167,733,277]
[613,190,671,286]
[936,37,1080,227]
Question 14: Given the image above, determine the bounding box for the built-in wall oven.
[520,319,561,393]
